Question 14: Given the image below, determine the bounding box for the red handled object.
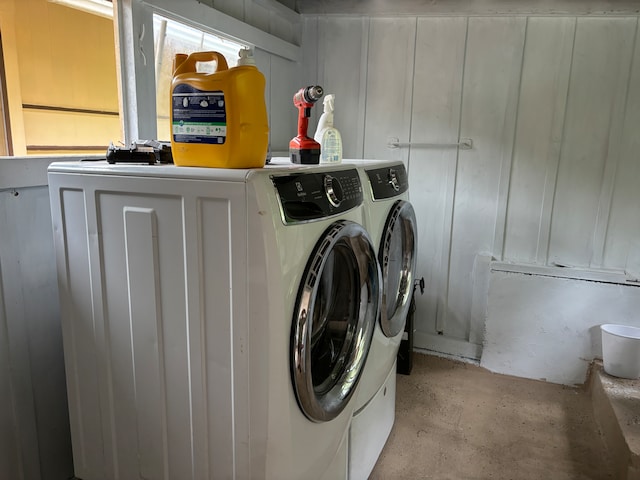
[290,85,323,164]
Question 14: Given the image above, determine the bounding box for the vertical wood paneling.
[17,188,72,480]
[0,191,41,480]
[246,2,270,35]
[268,54,299,152]
[503,18,575,264]
[589,21,638,268]
[270,13,296,44]
[292,13,640,360]
[212,0,244,20]
[603,19,640,272]
[408,17,466,334]
[300,16,320,139]
[446,17,526,341]
[300,16,318,85]
[316,17,369,158]
[254,47,272,135]
[363,17,416,163]
[548,17,637,268]
[0,263,22,480]
[256,44,298,154]
[0,186,75,480]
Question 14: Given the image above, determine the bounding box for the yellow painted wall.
[1,0,122,155]
[0,0,27,155]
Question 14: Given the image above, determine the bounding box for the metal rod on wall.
[387,137,473,150]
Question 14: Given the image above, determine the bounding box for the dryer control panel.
[366,164,409,199]
[272,168,363,224]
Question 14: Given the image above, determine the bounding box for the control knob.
[324,175,343,207]
[388,168,400,192]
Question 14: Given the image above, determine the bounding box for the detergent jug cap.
[237,48,256,66]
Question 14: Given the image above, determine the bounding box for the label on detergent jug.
[172,84,227,144]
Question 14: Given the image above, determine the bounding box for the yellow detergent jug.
[170,50,269,168]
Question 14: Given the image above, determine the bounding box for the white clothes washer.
[345,160,417,480]
[48,159,381,480]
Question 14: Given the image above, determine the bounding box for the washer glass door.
[291,220,380,423]
[379,200,417,337]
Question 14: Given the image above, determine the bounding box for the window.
[0,0,245,155]
[1,0,120,155]
[152,15,245,141]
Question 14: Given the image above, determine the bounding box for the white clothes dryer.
[345,160,417,480]
[48,159,381,480]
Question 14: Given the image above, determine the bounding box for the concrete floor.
[370,353,614,480]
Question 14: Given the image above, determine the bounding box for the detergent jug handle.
[173,51,229,75]
[172,53,188,74]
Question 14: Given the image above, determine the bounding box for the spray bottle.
[314,94,343,164]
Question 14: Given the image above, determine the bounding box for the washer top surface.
[47,156,360,182]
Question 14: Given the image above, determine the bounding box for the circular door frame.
[379,200,417,338]
[291,220,381,423]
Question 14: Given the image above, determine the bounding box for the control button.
[388,168,400,192]
[324,175,343,207]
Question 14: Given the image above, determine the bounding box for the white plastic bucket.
[601,324,640,379]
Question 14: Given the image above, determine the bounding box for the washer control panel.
[272,168,362,224]
[365,163,409,200]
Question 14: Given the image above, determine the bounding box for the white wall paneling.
[503,18,575,265]
[262,50,300,152]
[246,1,271,37]
[300,16,319,87]
[315,16,369,158]
[406,17,466,347]
[211,0,244,20]
[548,17,638,269]
[0,186,73,479]
[363,17,417,165]
[303,14,640,368]
[0,256,22,479]
[603,20,640,274]
[446,17,526,346]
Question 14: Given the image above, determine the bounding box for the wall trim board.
[142,0,301,60]
[297,1,640,16]
[0,156,102,190]
[492,260,640,286]
[414,331,483,361]
[301,14,640,20]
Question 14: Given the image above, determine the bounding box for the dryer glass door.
[379,200,417,337]
[291,220,380,423]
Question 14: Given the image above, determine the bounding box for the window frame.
[2,0,300,187]
[116,0,300,145]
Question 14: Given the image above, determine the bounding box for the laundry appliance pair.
[346,159,417,480]
[48,157,416,480]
